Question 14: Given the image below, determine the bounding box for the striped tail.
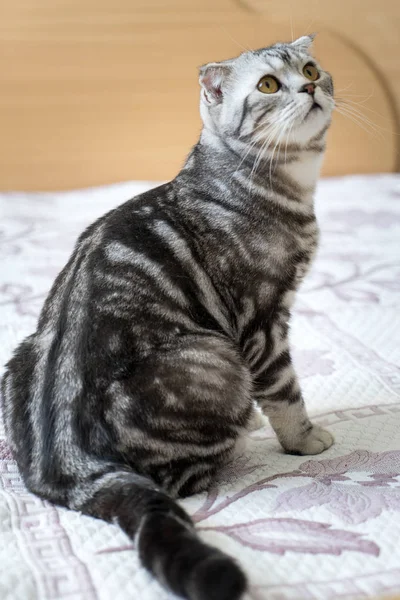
[77,469,247,600]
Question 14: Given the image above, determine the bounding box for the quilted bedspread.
[1,174,400,600]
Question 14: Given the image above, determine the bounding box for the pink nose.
[304,83,315,95]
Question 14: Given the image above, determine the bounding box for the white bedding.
[1,175,400,600]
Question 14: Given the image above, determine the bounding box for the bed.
[1,174,400,599]
[1,1,400,599]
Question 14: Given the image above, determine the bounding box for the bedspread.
[1,175,400,600]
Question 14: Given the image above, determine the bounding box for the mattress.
[1,174,399,600]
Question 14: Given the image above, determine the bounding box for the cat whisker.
[335,106,383,140]
[336,96,400,133]
[233,132,269,176]
[248,121,281,192]
[336,97,383,128]
[334,82,355,94]
[269,118,291,181]
[251,108,295,182]
[289,9,294,42]
[336,103,391,138]
[218,25,252,53]
[248,104,296,137]
[338,93,375,105]
[238,108,296,181]
[284,121,295,165]
[249,131,274,194]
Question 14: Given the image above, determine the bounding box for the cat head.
[199,35,334,147]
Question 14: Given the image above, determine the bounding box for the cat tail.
[76,468,247,600]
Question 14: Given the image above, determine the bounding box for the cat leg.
[246,402,268,432]
[107,334,253,496]
[253,330,333,455]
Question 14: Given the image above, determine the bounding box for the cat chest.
[293,226,320,283]
[258,221,319,282]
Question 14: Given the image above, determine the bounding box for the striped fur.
[1,36,335,600]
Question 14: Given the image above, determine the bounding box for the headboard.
[1,0,399,191]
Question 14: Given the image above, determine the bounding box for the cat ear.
[199,62,232,105]
[291,34,316,52]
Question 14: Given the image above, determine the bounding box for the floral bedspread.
[1,175,400,600]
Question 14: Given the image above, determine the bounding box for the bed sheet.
[1,175,400,600]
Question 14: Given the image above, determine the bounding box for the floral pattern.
[0,174,400,599]
[274,451,400,525]
[200,518,379,556]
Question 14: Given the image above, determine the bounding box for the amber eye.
[303,63,319,81]
[257,75,280,94]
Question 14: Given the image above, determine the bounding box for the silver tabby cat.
[2,35,334,600]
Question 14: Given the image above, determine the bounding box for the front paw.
[287,425,334,455]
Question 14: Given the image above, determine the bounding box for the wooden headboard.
[1,0,399,191]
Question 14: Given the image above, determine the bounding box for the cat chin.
[292,111,330,144]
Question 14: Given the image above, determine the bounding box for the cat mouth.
[307,101,322,116]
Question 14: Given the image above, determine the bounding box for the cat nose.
[300,83,316,95]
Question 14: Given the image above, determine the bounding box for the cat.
[2,35,334,600]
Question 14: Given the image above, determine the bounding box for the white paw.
[246,407,268,432]
[290,425,334,455]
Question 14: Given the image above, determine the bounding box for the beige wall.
[0,0,398,190]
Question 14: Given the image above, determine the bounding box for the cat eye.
[257,75,280,94]
[303,63,319,81]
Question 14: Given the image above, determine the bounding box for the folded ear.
[199,62,233,105]
[291,34,316,52]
